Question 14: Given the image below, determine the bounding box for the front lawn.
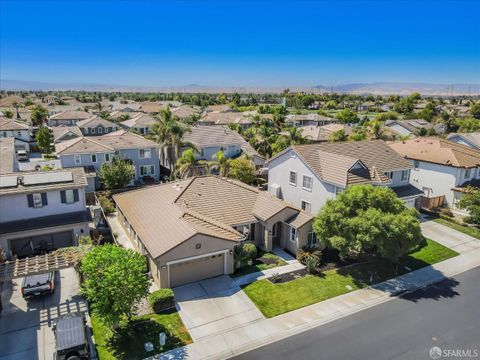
[243,239,458,318]
[232,252,288,277]
[91,311,192,360]
[433,218,480,240]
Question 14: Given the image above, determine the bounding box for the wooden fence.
[420,195,445,210]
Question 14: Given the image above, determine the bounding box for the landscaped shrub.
[99,196,116,215]
[438,207,454,217]
[242,242,257,262]
[234,242,258,268]
[148,289,175,314]
[296,245,322,271]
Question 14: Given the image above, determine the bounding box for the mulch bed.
[269,269,309,284]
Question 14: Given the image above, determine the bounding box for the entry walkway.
[105,213,134,249]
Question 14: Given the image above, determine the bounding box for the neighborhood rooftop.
[0,137,16,174]
[0,117,30,131]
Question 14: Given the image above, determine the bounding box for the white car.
[16,150,29,161]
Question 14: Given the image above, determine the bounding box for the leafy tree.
[456,118,480,133]
[408,92,421,101]
[328,129,348,142]
[457,186,480,226]
[313,185,422,263]
[3,109,14,118]
[348,127,367,141]
[99,156,135,189]
[80,244,149,327]
[375,112,398,121]
[336,108,359,124]
[209,150,229,176]
[119,113,131,122]
[30,104,48,126]
[98,111,111,120]
[227,157,256,185]
[470,102,480,119]
[36,126,53,153]
[175,148,199,178]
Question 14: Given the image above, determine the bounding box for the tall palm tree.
[175,149,198,179]
[209,150,229,177]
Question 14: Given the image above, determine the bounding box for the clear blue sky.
[1,0,479,87]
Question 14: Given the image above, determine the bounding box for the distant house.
[109,110,143,122]
[299,124,352,143]
[0,137,19,174]
[120,114,157,135]
[380,104,391,112]
[385,119,444,137]
[197,111,253,130]
[389,137,480,212]
[52,126,83,143]
[139,102,167,114]
[171,105,201,120]
[205,104,233,113]
[76,116,119,136]
[447,132,480,150]
[0,117,32,151]
[48,110,92,126]
[285,114,337,127]
[55,132,160,187]
[0,168,90,258]
[113,176,313,287]
[267,140,422,214]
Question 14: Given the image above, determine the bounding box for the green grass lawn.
[232,252,288,277]
[91,311,192,360]
[243,239,458,318]
[433,218,480,240]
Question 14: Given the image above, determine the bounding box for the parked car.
[21,271,56,299]
[16,149,29,161]
[53,313,90,360]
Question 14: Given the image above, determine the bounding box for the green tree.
[209,150,229,177]
[99,156,135,189]
[80,244,149,328]
[328,129,348,142]
[98,111,111,120]
[335,108,359,124]
[227,157,256,185]
[175,148,198,178]
[313,185,422,263]
[3,109,14,118]
[456,118,480,133]
[36,126,53,154]
[375,112,398,121]
[30,104,48,126]
[470,102,480,119]
[457,186,480,226]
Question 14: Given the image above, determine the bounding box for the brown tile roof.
[171,105,201,119]
[0,138,15,174]
[55,132,157,155]
[76,116,118,129]
[286,114,335,123]
[199,112,252,126]
[139,102,167,113]
[49,110,92,121]
[299,124,350,142]
[447,132,480,149]
[113,176,312,258]
[120,114,157,129]
[206,104,232,112]
[52,126,83,143]
[0,117,30,131]
[389,137,480,168]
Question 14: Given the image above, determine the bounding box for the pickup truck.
[21,271,56,299]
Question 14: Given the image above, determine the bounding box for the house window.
[385,171,393,179]
[414,160,420,169]
[74,155,81,165]
[302,175,313,191]
[289,226,297,243]
[65,189,75,204]
[98,127,103,134]
[140,165,155,176]
[289,171,297,186]
[308,232,318,246]
[334,186,343,195]
[84,128,89,134]
[401,170,410,182]
[272,223,277,237]
[28,193,47,208]
[91,127,96,134]
[33,193,43,208]
[105,153,111,162]
[2,131,6,137]
[301,200,311,213]
[17,131,21,136]
[465,168,472,179]
[91,154,97,163]
[139,148,152,159]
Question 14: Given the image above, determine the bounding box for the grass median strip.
[433,218,480,240]
[243,239,458,318]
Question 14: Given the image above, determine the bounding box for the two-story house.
[48,110,93,126]
[55,132,160,187]
[389,138,480,212]
[76,116,119,136]
[0,116,32,152]
[53,125,83,143]
[285,114,337,127]
[120,114,157,135]
[0,168,90,258]
[267,140,422,215]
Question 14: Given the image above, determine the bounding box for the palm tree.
[209,150,229,177]
[175,149,197,179]
[366,120,383,139]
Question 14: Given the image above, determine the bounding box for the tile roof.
[205,104,233,113]
[299,124,351,142]
[199,112,252,126]
[52,126,83,142]
[55,132,157,155]
[0,117,30,131]
[171,105,201,119]
[49,110,92,121]
[139,102,167,113]
[286,114,335,122]
[113,176,312,258]
[120,113,157,129]
[389,137,480,168]
[447,132,480,149]
[0,137,16,174]
[76,116,118,129]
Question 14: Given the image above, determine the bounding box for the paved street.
[233,266,480,360]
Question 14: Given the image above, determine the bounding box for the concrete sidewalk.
[105,213,134,250]
[152,221,480,360]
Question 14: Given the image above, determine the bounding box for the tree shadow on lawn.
[107,312,186,360]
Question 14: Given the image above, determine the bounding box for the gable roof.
[171,105,201,119]
[299,124,351,142]
[120,113,157,129]
[52,126,83,143]
[139,102,167,113]
[447,132,480,149]
[76,116,117,129]
[199,112,252,126]
[0,117,30,131]
[49,110,92,121]
[113,176,312,259]
[389,137,480,168]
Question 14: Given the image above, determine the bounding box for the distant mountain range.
[1,79,479,95]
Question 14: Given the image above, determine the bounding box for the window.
[98,127,103,134]
[414,160,420,169]
[65,190,75,204]
[302,175,313,191]
[308,232,318,246]
[140,165,155,176]
[33,193,43,208]
[220,146,227,152]
[84,128,89,134]
[289,226,297,243]
[91,154,97,163]
[301,200,311,213]
[465,168,472,179]
[105,153,111,162]
[74,155,81,165]
[139,148,151,159]
[28,193,47,208]
[91,127,96,134]
[385,171,393,179]
[334,186,343,196]
[289,171,297,186]
[200,148,205,158]
[2,131,7,137]
[401,170,410,182]
[272,223,277,237]
[17,131,21,136]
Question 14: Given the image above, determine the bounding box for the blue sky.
[1,0,479,87]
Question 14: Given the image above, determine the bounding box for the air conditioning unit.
[269,183,281,198]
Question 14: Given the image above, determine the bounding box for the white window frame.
[385,171,393,180]
[302,175,313,191]
[414,160,420,169]
[465,168,472,179]
[91,127,96,134]
[289,226,297,244]
[308,232,318,247]
[401,170,409,182]
[98,127,103,134]
[33,193,43,208]
[301,200,311,213]
[91,154,97,163]
[140,165,155,176]
[289,171,297,186]
[74,155,81,165]
[139,148,152,159]
[105,153,111,162]
[65,189,75,204]
[84,128,89,134]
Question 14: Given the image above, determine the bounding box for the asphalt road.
[234,266,480,360]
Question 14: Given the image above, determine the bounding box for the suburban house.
[447,132,480,149]
[0,117,32,152]
[385,119,445,138]
[389,138,480,212]
[171,105,201,120]
[0,168,90,258]
[139,102,167,114]
[205,104,233,113]
[55,132,160,187]
[76,116,119,136]
[113,176,313,288]
[0,138,19,174]
[267,140,422,215]
[285,114,337,127]
[48,110,92,126]
[197,112,253,130]
[120,113,157,135]
[299,124,352,143]
[52,126,83,143]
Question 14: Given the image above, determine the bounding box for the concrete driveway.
[0,268,89,360]
[421,220,480,254]
[174,276,264,341]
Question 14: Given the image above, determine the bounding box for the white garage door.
[169,253,225,288]
[404,198,416,208]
